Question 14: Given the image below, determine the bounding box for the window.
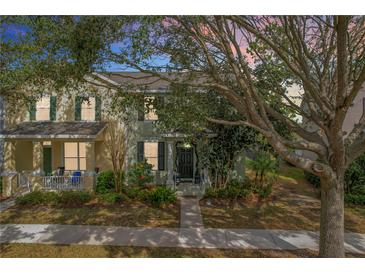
[36,97,50,121]
[144,142,158,170]
[64,142,86,171]
[81,97,96,121]
[144,96,158,121]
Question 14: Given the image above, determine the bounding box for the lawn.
[1,243,363,258]
[200,164,365,233]
[0,200,179,228]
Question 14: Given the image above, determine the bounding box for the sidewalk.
[1,224,365,254]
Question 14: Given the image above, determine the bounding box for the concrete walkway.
[1,224,365,254]
[180,198,204,228]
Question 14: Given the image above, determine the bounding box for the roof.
[0,121,108,140]
[99,72,209,91]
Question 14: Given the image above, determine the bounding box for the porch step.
[176,183,204,198]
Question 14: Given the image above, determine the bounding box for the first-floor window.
[137,141,165,171]
[144,142,158,170]
[64,142,86,171]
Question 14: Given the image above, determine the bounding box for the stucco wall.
[15,141,33,171]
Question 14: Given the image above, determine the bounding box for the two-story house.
[0,72,229,197]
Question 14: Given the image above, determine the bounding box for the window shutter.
[158,142,165,171]
[137,97,144,121]
[137,141,144,162]
[75,96,82,121]
[50,96,57,121]
[28,99,36,121]
[95,96,102,121]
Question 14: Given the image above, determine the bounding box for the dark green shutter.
[50,96,57,121]
[158,142,165,171]
[95,96,102,121]
[137,97,144,121]
[75,96,82,121]
[28,99,36,121]
[137,142,144,162]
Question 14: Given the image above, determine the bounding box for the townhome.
[0,72,233,197]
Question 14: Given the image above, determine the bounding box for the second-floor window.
[138,96,162,121]
[75,96,101,121]
[36,97,50,121]
[81,97,96,121]
[29,96,57,121]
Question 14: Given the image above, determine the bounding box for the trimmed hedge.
[16,191,92,206]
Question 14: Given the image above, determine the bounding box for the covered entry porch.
[1,121,107,197]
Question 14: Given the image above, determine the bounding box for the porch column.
[32,141,43,176]
[166,141,174,187]
[2,141,16,197]
[30,141,43,189]
[85,141,95,191]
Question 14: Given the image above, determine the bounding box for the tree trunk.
[319,176,345,257]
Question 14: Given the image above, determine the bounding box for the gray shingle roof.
[101,72,209,91]
[0,121,107,140]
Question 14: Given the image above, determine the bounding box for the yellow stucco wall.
[15,141,33,172]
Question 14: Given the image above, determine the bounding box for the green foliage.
[252,183,273,199]
[304,171,321,188]
[16,191,59,206]
[248,152,278,183]
[344,154,365,193]
[127,161,154,187]
[58,191,93,206]
[344,194,365,205]
[143,186,177,207]
[98,192,124,204]
[305,154,365,198]
[16,191,92,206]
[96,170,115,194]
[0,177,3,195]
[204,180,252,200]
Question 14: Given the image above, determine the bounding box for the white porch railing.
[42,176,85,190]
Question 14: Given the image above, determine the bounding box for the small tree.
[105,119,126,193]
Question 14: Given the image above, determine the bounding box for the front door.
[43,147,52,176]
[177,146,194,179]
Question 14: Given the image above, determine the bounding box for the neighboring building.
[0,72,244,197]
[299,86,365,159]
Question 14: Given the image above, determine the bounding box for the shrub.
[128,160,154,187]
[98,192,124,204]
[248,152,278,183]
[345,194,365,205]
[16,191,59,206]
[122,186,142,199]
[204,180,252,200]
[144,186,177,207]
[304,171,321,188]
[59,191,93,206]
[253,183,273,199]
[96,170,115,194]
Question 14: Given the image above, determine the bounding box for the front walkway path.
[1,224,365,254]
[180,198,204,228]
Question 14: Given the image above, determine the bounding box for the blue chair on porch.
[71,171,82,184]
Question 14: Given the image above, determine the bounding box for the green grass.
[0,200,179,228]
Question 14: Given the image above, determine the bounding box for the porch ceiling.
[0,121,107,140]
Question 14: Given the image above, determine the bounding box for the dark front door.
[177,146,194,179]
[43,147,52,176]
